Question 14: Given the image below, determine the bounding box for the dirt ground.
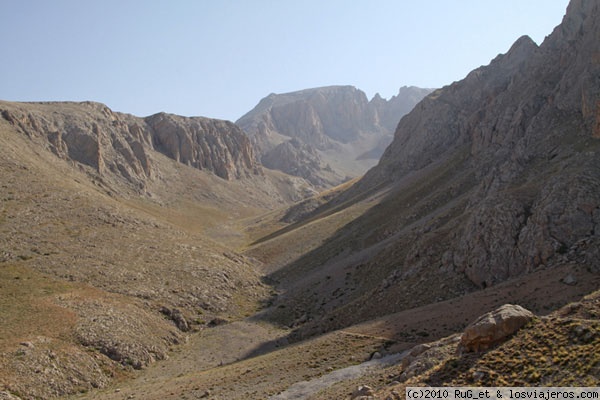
[63,262,599,400]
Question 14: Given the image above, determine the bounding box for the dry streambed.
[68,319,387,400]
[269,351,408,399]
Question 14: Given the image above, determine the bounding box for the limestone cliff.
[355,0,600,288]
[237,85,432,187]
[145,112,259,180]
[0,101,262,189]
[265,0,600,335]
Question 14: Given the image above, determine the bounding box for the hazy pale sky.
[1,1,569,121]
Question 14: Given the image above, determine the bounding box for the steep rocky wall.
[0,101,154,189]
[237,85,432,187]
[0,101,262,189]
[273,0,600,333]
[145,112,259,180]
[350,0,600,288]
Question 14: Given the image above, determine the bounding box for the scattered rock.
[562,274,578,286]
[572,323,595,343]
[472,370,486,381]
[401,343,433,370]
[387,390,402,400]
[410,343,431,357]
[0,391,23,400]
[352,385,375,399]
[160,307,190,332]
[207,317,229,327]
[458,304,534,353]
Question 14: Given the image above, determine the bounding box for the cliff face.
[0,101,262,189]
[356,0,600,288]
[237,85,432,187]
[263,0,600,336]
[0,102,152,186]
[145,112,259,180]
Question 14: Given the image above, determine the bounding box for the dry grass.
[0,264,76,349]
[361,291,600,400]
[0,103,294,397]
[67,328,387,400]
[440,291,600,386]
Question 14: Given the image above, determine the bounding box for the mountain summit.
[237,85,432,187]
[2,1,599,398]
[257,0,600,338]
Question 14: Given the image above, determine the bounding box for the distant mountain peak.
[236,85,433,188]
[337,0,600,290]
[0,101,262,189]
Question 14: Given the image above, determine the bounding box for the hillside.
[248,0,600,340]
[2,0,600,398]
[237,85,432,187]
[0,100,315,398]
[310,290,600,399]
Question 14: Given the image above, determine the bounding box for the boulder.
[458,304,534,353]
[562,274,578,285]
[159,307,190,332]
[352,385,375,399]
[0,392,23,400]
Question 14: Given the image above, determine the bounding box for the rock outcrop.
[145,112,259,180]
[260,138,340,187]
[458,304,534,353]
[237,85,432,187]
[0,101,262,189]
[0,101,153,188]
[265,0,600,337]
[345,0,600,288]
[352,385,375,399]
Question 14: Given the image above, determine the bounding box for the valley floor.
[1,106,598,399]
[65,261,599,399]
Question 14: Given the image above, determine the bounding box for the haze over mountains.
[1,0,599,398]
[254,0,600,340]
[237,85,432,187]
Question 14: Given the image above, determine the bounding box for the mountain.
[249,0,600,340]
[0,100,317,398]
[0,100,317,201]
[236,85,433,187]
[2,0,600,397]
[0,101,259,186]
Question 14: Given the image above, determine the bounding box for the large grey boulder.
[459,304,534,353]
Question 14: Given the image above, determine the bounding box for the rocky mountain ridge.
[0,101,261,191]
[358,0,600,288]
[237,85,433,187]
[254,0,600,339]
[1,1,598,397]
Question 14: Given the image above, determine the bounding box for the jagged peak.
[563,0,598,34]
[489,35,538,70]
[507,35,538,54]
[542,0,599,48]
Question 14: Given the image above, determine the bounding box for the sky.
[1,1,569,122]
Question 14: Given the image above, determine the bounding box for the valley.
[1,0,600,399]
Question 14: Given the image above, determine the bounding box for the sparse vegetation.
[3,1,600,396]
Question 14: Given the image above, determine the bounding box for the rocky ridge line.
[237,85,433,187]
[0,101,262,190]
